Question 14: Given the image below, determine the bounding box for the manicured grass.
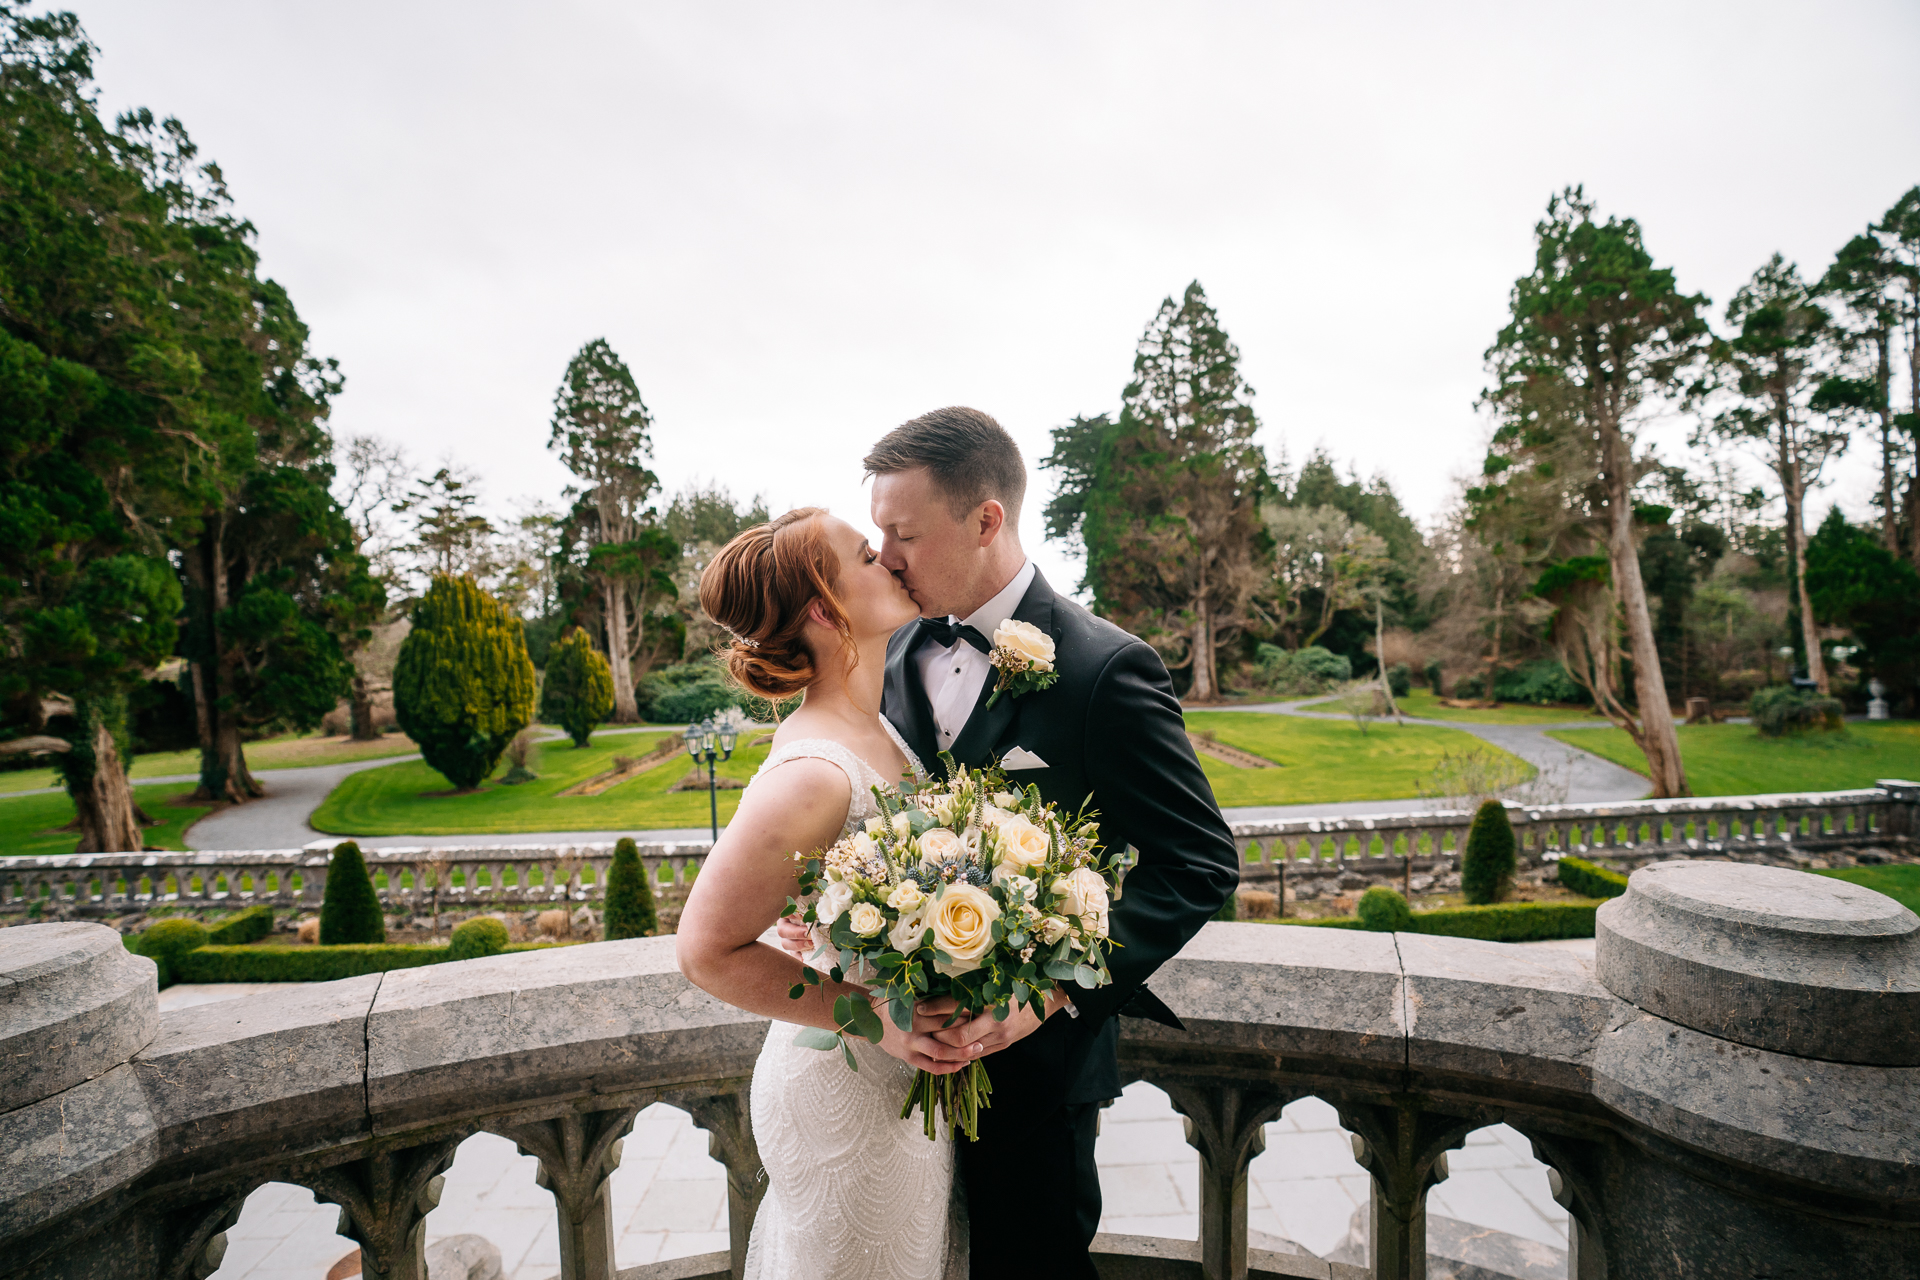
[1184,712,1531,806]
[1396,689,1606,727]
[1547,721,1920,797]
[1814,864,1920,915]
[0,784,211,855]
[0,731,422,796]
[311,731,772,836]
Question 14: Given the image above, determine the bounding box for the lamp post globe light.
[684,718,737,841]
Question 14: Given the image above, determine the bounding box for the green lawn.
[0,784,211,856]
[1185,712,1531,806]
[0,730,422,796]
[1396,689,1608,727]
[1815,864,1920,915]
[311,731,770,835]
[1547,721,1920,797]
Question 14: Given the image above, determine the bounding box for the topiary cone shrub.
[393,574,537,790]
[1461,799,1516,905]
[448,916,510,961]
[540,627,616,748]
[603,837,658,939]
[320,841,386,944]
[1356,886,1414,932]
[136,918,209,989]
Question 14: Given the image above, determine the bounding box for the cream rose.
[917,826,964,865]
[928,883,1001,975]
[888,905,930,954]
[1053,866,1110,921]
[993,619,1055,671]
[890,811,913,840]
[864,815,887,835]
[995,816,1051,873]
[992,791,1022,809]
[886,881,926,911]
[815,879,855,927]
[848,902,885,937]
[1036,914,1072,946]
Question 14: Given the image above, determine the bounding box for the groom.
[780,406,1240,1278]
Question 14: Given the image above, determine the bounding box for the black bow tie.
[917,616,991,654]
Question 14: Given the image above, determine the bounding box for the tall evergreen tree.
[1046,284,1270,700]
[539,626,615,747]
[392,574,536,790]
[1698,255,1846,694]
[1480,189,1710,797]
[548,339,660,721]
[1820,230,1908,555]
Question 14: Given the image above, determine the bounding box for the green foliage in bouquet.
[540,627,615,747]
[603,836,658,939]
[783,755,1119,1140]
[1462,800,1517,905]
[320,841,386,945]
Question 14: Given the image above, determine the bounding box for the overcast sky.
[77,0,1920,598]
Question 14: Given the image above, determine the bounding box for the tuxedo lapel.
[884,627,941,777]
[948,571,1058,768]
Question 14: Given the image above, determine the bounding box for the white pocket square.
[1001,747,1049,770]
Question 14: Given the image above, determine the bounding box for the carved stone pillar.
[1336,1098,1479,1280]
[674,1090,764,1280]
[1159,1079,1295,1280]
[492,1106,642,1280]
[307,1139,464,1280]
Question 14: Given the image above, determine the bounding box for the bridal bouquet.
[783,756,1120,1140]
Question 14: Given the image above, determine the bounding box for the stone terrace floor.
[189,944,1586,1280]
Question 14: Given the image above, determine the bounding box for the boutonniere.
[985,619,1059,709]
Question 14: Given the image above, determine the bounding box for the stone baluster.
[306,1137,465,1280]
[1160,1079,1294,1280]
[493,1105,642,1280]
[673,1089,766,1280]
[1336,1099,1480,1280]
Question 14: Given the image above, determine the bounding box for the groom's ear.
[973,499,1008,546]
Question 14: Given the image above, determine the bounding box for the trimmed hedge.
[1462,801,1516,905]
[1274,898,1601,942]
[1556,856,1628,899]
[173,939,565,984]
[603,837,658,939]
[206,906,275,946]
[321,841,386,945]
[449,917,510,961]
[1356,886,1414,932]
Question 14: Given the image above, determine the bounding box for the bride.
[676,507,978,1280]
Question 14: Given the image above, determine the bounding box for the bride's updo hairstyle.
[699,507,855,701]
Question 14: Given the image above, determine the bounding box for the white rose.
[1053,866,1110,922]
[816,880,855,927]
[992,792,1022,809]
[929,883,1001,976]
[1036,915,1072,946]
[917,826,964,865]
[993,619,1055,672]
[890,812,913,840]
[996,816,1051,873]
[888,905,930,954]
[848,903,885,937]
[848,831,878,862]
[887,881,926,911]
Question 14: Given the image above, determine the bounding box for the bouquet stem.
[902,1061,993,1141]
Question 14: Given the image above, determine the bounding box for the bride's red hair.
[699,508,854,701]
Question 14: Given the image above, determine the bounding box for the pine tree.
[393,575,537,790]
[540,627,616,747]
[1046,283,1271,700]
[602,837,658,939]
[1461,801,1516,906]
[319,841,386,944]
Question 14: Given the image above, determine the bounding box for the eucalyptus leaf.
[1074,964,1101,988]
[888,997,913,1033]
[847,998,886,1044]
[793,1026,841,1052]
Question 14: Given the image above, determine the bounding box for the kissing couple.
[676,407,1239,1279]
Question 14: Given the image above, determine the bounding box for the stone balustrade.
[4,783,1913,919]
[4,855,1917,1280]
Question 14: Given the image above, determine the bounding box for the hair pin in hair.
[728,629,761,649]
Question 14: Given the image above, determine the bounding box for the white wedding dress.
[741,721,964,1280]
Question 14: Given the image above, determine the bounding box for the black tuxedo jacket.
[883,568,1239,1103]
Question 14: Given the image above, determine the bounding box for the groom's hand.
[929,989,1067,1058]
[880,996,987,1075]
[775,915,811,957]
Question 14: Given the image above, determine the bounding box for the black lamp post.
[684,717,738,841]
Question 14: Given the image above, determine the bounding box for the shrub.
[1492,660,1586,705]
[1749,685,1846,738]
[136,918,208,988]
[178,943,448,983]
[320,842,386,945]
[540,627,615,747]
[650,678,740,724]
[1461,800,1516,905]
[1424,659,1444,695]
[1275,899,1600,942]
[1453,673,1486,699]
[1386,663,1412,699]
[603,837,659,939]
[205,906,274,946]
[1254,644,1352,696]
[393,574,538,789]
[448,916,510,961]
[1556,855,1628,899]
[1356,886,1414,932]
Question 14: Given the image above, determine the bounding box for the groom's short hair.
[864,406,1027,523]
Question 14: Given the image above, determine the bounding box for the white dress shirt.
[915,560,1036,752]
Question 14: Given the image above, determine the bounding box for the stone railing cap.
[1631,859,1917,938]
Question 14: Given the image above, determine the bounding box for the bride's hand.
[876,995,985,1075]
